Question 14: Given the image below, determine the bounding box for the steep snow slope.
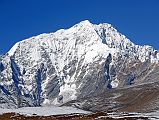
[0,20,159,108]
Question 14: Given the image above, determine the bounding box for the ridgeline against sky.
[0,0,159,55]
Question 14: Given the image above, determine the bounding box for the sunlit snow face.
[110,79,119,88]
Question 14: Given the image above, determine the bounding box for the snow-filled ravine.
[0,106,91,116]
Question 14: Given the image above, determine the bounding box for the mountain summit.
[0,20,159,109]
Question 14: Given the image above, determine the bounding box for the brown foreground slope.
[0,112,148,120]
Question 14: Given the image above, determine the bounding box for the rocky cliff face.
[0,20,159,108]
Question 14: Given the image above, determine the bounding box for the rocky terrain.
[64,80,159,113]
[0,20,159,119]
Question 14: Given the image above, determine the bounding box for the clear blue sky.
[0,0,159,55]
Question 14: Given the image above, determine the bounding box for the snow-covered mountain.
[0,20,159,109]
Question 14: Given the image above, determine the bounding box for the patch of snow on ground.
[0,106,91,116]
[108,111,159,119]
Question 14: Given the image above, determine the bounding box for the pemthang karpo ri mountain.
[0,20,159,112]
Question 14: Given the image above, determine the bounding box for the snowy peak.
[77,20,93,26]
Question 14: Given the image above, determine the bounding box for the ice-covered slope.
[0,20,159,108]
[0,106,91,116]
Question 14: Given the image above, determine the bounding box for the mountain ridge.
[7,20,159,63]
